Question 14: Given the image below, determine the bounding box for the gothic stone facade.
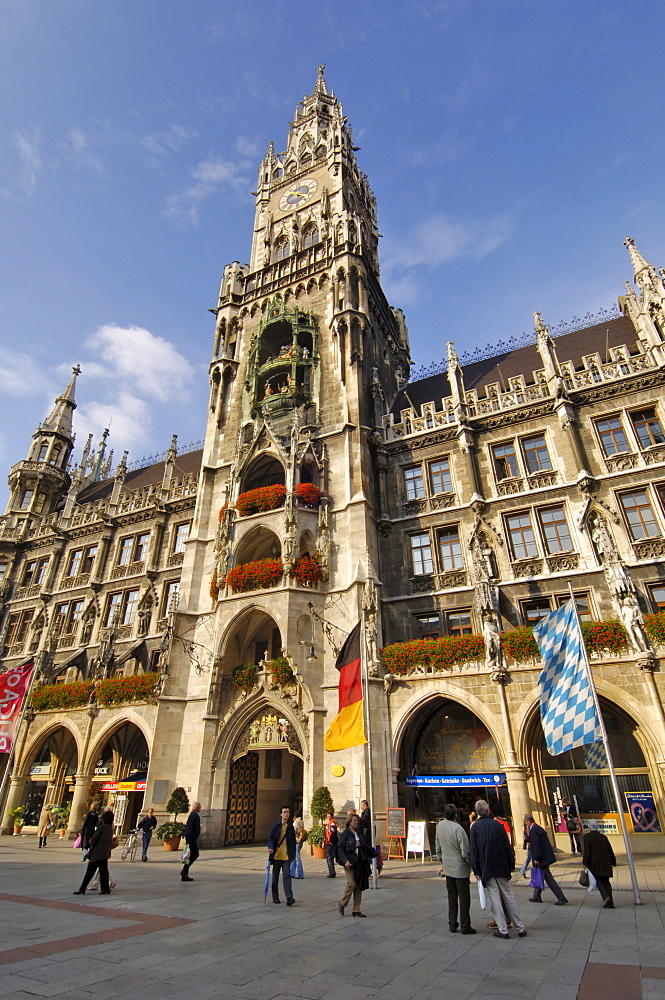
[2,70,665,850]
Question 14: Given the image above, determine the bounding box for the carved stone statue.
[590,514,633,598]
[620,595,651,653]
[316,501,331,580]
[471,534,497,614]
[383,672,394,695]
[482,614,501,668]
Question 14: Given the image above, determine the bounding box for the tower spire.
[42,364,80,439]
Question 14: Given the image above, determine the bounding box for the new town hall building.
[2,70,665,851]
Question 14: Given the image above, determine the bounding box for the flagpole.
[567,584,641,904]
[360,612,378,890]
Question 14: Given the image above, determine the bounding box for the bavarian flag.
[325,622,367,752]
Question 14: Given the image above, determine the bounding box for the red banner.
[0,662,34,754]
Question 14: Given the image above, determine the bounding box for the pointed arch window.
[37,442,49,462]
[49,445,62,466]
[274,238,290,262]
[302,224,320,249]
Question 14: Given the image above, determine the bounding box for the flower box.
[294,483,321,506]
[293,553,322,587]
[226,558,283,593]
[381,634,485,674]
[232,663,259,692]
[235,484,287,517]
[96,673,160,706]
[645,610,665,646]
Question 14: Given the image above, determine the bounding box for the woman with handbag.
[37,802,54,848]
[80,804,99,861]
[73,810,117,895]
[336,813,376,918]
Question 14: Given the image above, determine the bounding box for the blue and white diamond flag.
[583,740,608,770]
[533,599,602,756]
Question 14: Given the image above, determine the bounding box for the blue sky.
[1,0,664,487]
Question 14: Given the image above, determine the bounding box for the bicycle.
[121,828,138,862]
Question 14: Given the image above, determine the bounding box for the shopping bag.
[530,866,545,890]
[587,870,597,892]
[180,845,191,864]
[477,880,487,909]
[73,834,82,849]
[579,868,589,888]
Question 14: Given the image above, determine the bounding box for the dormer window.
[274,238,290,262]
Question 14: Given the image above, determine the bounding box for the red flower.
[644,611,665,646]
[293,553,322,587]
[381,635,484,674]
[226,558,283,593]
[501,628,540,663]
[232,663,259,692]
[210,570,219,602]
[294,483,321,506]
[236,484,286,517]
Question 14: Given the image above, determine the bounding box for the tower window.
[173,523,190,554]
[404,466,424,501]
[37,443,48,461]
[492,442,519,481]
[19,490,33,510]
[274,238,290,262]
[595,415,629,456]
[302,224,320,249]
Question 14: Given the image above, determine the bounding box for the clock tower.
[150,68,411,844]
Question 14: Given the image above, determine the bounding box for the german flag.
[324,622,367,752]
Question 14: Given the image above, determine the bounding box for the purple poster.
[625,792,661,833]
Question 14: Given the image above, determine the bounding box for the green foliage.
[500,627,540,663]
[269,656,294,686]
[96,673,160,706]
[8,806,25,824]
[381,635,485,674]
[310,786,334,825]
[306,825,325,847]
[232,663,259,692]
[155,822,186,841]
[165,787,190,821]
[31,682,94,711]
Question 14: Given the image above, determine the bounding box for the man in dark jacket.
[137,807,157,862]
[470,800,526,939]
[525,814,567,904]
[359,800,372,841]
[181,801,201,882]
[268,806,296,905]
[583,819,617,908]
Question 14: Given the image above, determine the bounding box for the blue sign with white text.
[405,774,506,788]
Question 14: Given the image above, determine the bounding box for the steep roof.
[393,314,637,415]
[77,449,203,504]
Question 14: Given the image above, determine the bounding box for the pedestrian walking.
[324,811,338,878]
[80,804,98,861]
[268,805,296,905]
[180,801,202,882]
[137,807,157,861]
[525,814,568,905]
[519,816,532,878]
[582,819,617,908]
[562,799,583,854]
[470,800,526,939]
[359,799,372,841]
[73,810,116,895]
[435,803,476,935]
[37,802,55,848]
[337,813,375,918]
[290,816,305,879]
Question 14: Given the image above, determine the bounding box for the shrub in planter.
[311,786,334,825]
[293,553,322,587]
[235,484,287,517]
[155,821,186,842]
[232,663,259,693]
[381,635,485,675]
[645,610,665,646]
[581,620,629,655]
[294,482,321,506]
[269,656,294,686]
[9,806,25,832]
[96,673,160,706]
[30,681,94,711]
[226,558,283,593]
[306,825,325,848]
[165,787,190,822]
[501,627,540,663]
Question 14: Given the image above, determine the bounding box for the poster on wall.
[625,792,661,833]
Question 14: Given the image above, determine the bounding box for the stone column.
[67,705,99,835]
[1,774,29,832]
[492,670,532,824]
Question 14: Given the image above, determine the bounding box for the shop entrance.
[398,697,511,848]
[90,722,150,832]
[225,710,304,845]
[22,728,78,832]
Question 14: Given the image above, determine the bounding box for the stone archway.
[222,704,305,845]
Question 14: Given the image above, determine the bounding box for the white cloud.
[74,392,152,454]
[84,324,194,402]
[384,211,514,272]
[164,154,249,225]
[0,348,54,398]
[14,125,42,197]
[140,124,198,162]
[64,127,106,177]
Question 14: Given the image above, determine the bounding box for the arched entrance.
[525,696,661,838]
[22,727,78,830]
[398,697,510,841]
[89,721,150,833]
[225,709,304,845]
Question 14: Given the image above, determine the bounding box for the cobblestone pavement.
[1,837,664,1000]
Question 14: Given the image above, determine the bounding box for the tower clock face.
[279,178,317,211]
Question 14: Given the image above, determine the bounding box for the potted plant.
[156,786,190,851]
[306,825,326,859]
[56,803,71,839]
[9,806,25,835]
